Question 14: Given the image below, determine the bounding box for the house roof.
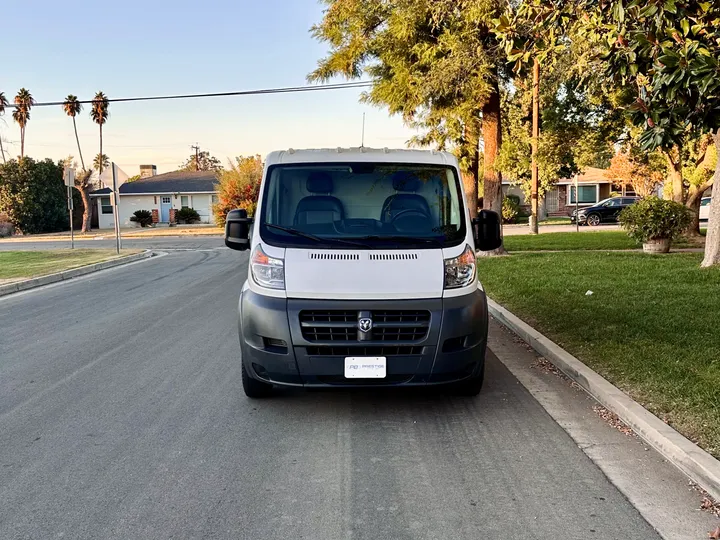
[91,170,219,196]
[502,167,620,186]
[557,167,617,185]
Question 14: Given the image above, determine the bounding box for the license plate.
[344,357,387,379]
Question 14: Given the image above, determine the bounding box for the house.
[502,167,637,217]
[90,168,219,229]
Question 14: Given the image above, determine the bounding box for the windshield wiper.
[357,235,445,247]
[265,224,371,248]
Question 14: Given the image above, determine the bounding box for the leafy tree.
[605,147,664,198]
[212,155,263,226]
[126,174,141,183]
[497,77,616,205]
[0,158,69,234]
[180,150,223,172]
[93,153,109,172]
[90,92,109,174]
[63,156,95,233]
[12,88,34,159]
[0,92,8,164]
[309,0,509,254]
[575,0,720,266]
[63,95,85,170]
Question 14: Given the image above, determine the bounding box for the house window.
[181,195,190,208]
[101,197,113,214]
[569,185,598,205]
[161,196,171,204]
[211,194,219,205]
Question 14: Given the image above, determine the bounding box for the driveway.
[0,248,711,539]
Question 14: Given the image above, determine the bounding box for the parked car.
[571,197,640,226]
[699,197,711,221]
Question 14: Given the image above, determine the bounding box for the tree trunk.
[701,130,720,267]
[478,81,507,256]
[0,136,5,164]
[79,185,92,233]
[464,118,481,216]
[664,147,684,204]
[685,191,702,237]
[73,117,85,170]
[99,124,103,174]
[20,126,25,159]
[530,57,540,235]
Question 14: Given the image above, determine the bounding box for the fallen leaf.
[708,525,720,539]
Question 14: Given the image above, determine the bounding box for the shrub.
[176,207,201,224]
[502,196,521,224]
[213,155,263,226]
[0,212,13,237]
[0,158,69,234]
[618,197,692,243]
[130,209,153,227]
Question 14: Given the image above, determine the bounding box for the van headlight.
[444,245,476,289]
[251,244,285,290]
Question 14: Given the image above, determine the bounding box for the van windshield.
[259,163,467,249]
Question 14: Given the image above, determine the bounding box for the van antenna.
[361,112,366,148]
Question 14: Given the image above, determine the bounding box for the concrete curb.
[488,298,720,502]
[0,250,153,298]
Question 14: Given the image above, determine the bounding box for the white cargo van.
[225,148,501,398]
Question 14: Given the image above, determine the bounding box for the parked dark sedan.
[571,197,640,226]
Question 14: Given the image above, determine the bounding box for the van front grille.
[305,346,423,357]
[300,310,430,343]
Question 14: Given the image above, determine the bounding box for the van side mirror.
[472,210,502,252]
[225,209,253,251]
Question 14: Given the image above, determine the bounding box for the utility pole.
[191,144,200,171]
[530,57,540,235]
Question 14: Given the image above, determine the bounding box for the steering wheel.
[390,209,430,232]
[391,209,428,222]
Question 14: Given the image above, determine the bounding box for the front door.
[546,188,559,213]
[160,196,172,222]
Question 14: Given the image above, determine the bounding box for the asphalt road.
[0,248,662,540]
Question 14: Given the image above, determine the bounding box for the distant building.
[90,169,219,229]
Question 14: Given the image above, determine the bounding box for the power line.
[4,81,374,108]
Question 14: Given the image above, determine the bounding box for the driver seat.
[381,172,431,223]
[294,172,345,226]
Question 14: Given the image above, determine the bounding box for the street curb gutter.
[0,250,153,298]
[488,298,720,503]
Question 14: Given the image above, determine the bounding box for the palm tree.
[0,92,8,164]
[12,88,34,158]
[63,95,85,170]
[90,91,109,174]
[94,153,110,172]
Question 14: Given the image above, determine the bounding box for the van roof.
[265,147,459,167]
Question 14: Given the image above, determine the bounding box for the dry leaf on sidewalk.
[709,525,720,539]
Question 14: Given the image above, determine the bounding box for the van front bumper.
[238,288,488,388]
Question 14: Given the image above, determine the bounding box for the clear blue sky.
[1,0,416,173]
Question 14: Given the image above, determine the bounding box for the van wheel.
[242,362,273,398]
[453,365,485,397]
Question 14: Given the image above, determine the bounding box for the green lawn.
[504,230,705,252]
[479,252,720,458]
[0,250,132,280]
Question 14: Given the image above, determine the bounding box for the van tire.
[453,365,485,397]
[242,362,273,398]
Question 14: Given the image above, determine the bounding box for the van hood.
[283,248,444,300]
